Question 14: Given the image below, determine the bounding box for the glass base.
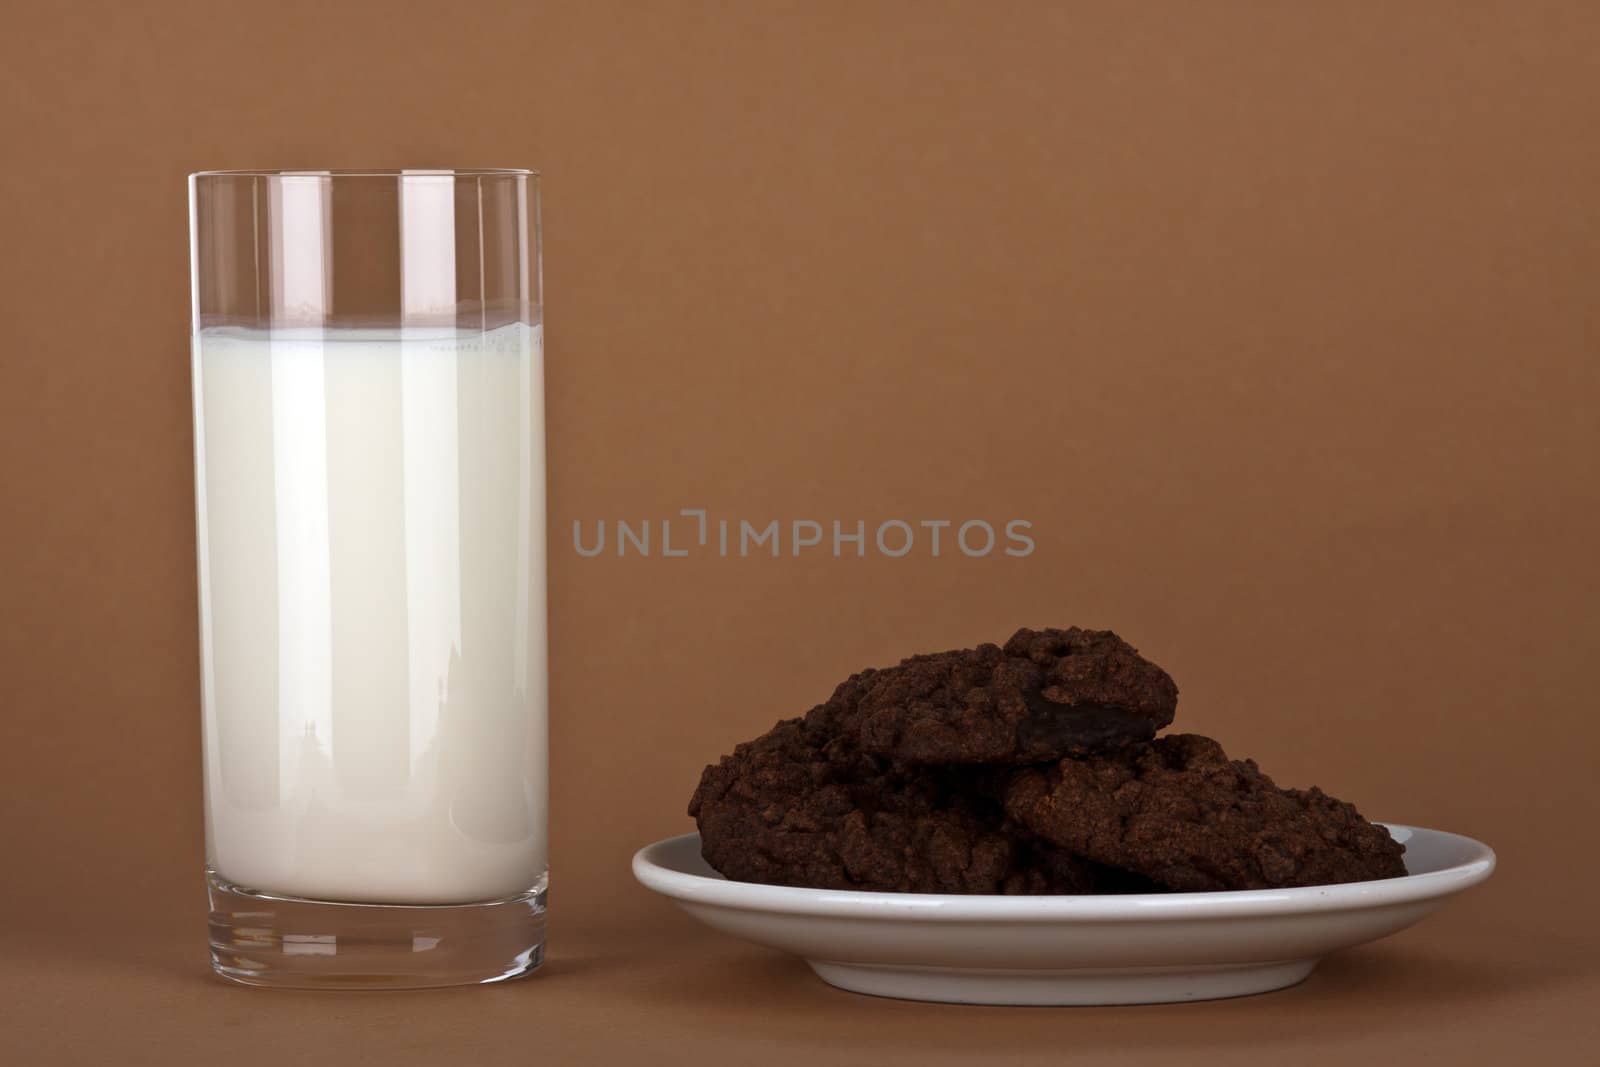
[206,869,546,989]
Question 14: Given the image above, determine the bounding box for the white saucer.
[632,825,1494,1005]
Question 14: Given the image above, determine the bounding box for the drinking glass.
[189,169,546,988]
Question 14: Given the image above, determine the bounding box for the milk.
[192,323,546,905]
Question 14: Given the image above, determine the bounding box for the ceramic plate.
[632,824,1493,1005]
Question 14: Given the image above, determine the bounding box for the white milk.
[192,324,547,905]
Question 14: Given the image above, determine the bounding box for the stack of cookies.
[689,628,1406,894]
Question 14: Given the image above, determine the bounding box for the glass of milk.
[188,170,546,988]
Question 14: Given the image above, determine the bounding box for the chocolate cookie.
[1005,734,1407,891]
[688,716,1107,894]
[809,627,1178,764]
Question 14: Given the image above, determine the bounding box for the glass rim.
[189,167,538,179]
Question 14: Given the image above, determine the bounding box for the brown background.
[2,1,1598,1063]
